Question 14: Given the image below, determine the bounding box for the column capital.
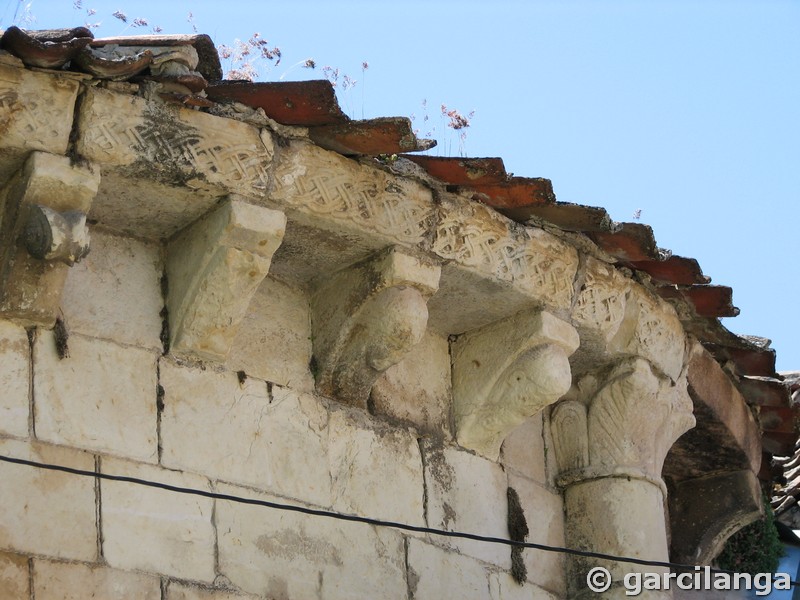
[551,357,695,490]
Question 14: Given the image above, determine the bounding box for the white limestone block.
[34,331,158,462]
[328,407,424,526]
[370,330,453,437]
[100,456,215,582]
[500,412,548,486]
[0,438,96,561]
[61,229,163,350]
[406,537,491,600]
[422,442,510,568]
[0,552,29,600]
[226,276,314,393]
[216,482,407,600]
[33,560,161,599]
[159,362,331,507]
[0,319,29,437]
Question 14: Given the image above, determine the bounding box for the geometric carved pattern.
[77,88,272,197]
[292,173,433,245]
[434,200,577,308]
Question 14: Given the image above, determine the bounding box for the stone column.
[550,358,695,599]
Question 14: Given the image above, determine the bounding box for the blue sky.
[5,0,798,370]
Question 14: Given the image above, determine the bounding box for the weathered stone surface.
[452,310,579,459]
[0,152,100,325]
[0,438,96,561]
[0,65,80,181]
[570,257,630,373]
[433,193,579,310]
[508,473,566,596]
[167,582,261,600]
[0,319,29,437]
[160,363,331,507]
[406,537,490,599]
[312,247,440,408]
[370,330,452,437]
[61,229,163,350]
[422,441,510,568]
[565,477,670,599]
[101,456,215,582]
[489,572,560,600]
[216,482,407,600]
[621,286,686,382]
[501,412,549,486]
[551,358,695,485]
[0,551,29,600]
[226,276,314,393]
[76,87,273,199]
[271,141,435,247]
[34,331,158,462]
[167,199,286,361]
[571,258,686,381]
[33,560,161,599]
[328,407,424,525]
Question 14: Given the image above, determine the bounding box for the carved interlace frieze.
[272,142,435,245]
[76,88,273,197]
[433,197,578,309]
[311,247,441,408]
[551,358,695,488]
[452,310,579,459]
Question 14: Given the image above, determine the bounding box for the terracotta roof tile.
[206,80,348,126]
[308,117,435,155]
[402,156,508,186]
[0,26,93,68]
[657,285,739,318]
[588,222,659,261]
[628,255,710,286]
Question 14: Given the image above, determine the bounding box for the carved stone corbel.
[166,197,286,361]
[311,247,440,408]
[452,310,579,460]
[0,151,100,325]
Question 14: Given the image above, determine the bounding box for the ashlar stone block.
[0,319,29,438]
[370,330,452,437]
[0,438,97,561]
[452,310,579,460]
[216,482,407,600]
[226,276,314,393]
[0,152,100,325]
[489,572,560,600]
[501,411,549,488]
[34,331,158,462]
[100,456,215,583]
[507,473,566,596]
[167,582,261,600]
[61,229,163,350]
[0,551,29,600]
[160,362,331,507]
[311,246,440,408]
[167,198,286,361]
[406,537,491,600]
[33,560,161,600]
[422,441,510,568]
[328,407,424,525]
[0,64,81,180]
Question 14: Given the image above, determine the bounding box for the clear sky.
[5,0,798,370]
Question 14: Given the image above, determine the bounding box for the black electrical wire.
[1,453,797,587]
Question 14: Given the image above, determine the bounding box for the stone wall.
[0,53,764,599]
